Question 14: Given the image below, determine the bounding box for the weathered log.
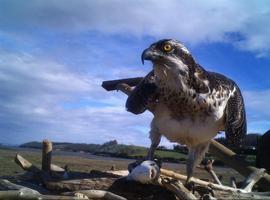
[0,179,87,200]
[158,177,197,200]
[241,168,266,192]
[63,190,127,200]
[0,190,88,200]
[209,139,270,191]
[15,153,65,173]
[42,139,52,172]
[160,168,247,193]
[159,169,270,199]
[51,164,65,172]
[14,154,40,173]
[0,179,27,190]
[44,178,117,192]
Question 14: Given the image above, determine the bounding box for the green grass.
[155,150,186,160]
[0,147,244,185]
[0,149,41,176]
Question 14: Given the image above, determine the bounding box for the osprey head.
[141,39,194,78]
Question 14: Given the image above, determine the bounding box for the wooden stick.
[42,139,52,172]
[160,168,247,193]
[0,190,88,200]
[158,177,197,200]
[51,164,65,172]
[208,170,222,186]
[230,177,237,189]
[15,154,65,173]
[199,159,223,185]
[0,179,26,190]
[241,168,266,192]
[209,139,270,191]
[63,190,127,200]
[14,154,40,173]
[0,179,86,200]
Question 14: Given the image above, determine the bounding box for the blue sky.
[0,0,270,146]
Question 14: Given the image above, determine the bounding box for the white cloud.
[1,0,270,55]
[0,51,155,145]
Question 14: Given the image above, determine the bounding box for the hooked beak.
[141,48,159,65]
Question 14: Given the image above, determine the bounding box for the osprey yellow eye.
[163,44,172,52]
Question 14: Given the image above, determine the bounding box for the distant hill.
[21,134,260,165]
[20,140,186,163]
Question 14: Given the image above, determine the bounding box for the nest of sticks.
[0,139,269,200]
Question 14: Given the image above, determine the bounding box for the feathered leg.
[147,121,161,160]
[186,142,210,183]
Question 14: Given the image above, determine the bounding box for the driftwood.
[9,140,270,200]
[42,139,52,172]
[209,139,270,191]
[0,176,126,200]
[63,190,127,200]
[11,152,128,200]
[14,154,40,173]
[0,179,88,200]
[198,159,223,185]
[158,177,197,200]
[160,168,247,193]
[160,169,270,199]
[15,154,65,174]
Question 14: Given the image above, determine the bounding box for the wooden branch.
[160,169,270,199]
[14,154,40,173]
[230,177,237,189]
[63,190,127,200]
[208,170,222,186]
[0,190,88,200]
[0,179,86,200]
[0,179,26,190]
[15,153,65,173]
[209,139,270,191]
[199,159,223,185]
[102,77,143,91]
[158,177,197,200]
[51,164,65,172]
[241,168,266,192]
[160,168,247,193]
[42,139,52,172]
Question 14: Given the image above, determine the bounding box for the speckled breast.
[158,86,213,121]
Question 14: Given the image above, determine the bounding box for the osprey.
[126,39,246,182]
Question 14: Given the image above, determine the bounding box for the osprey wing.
[207,72,247,146]
[224,85,247,146]
[126,70,158,114]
